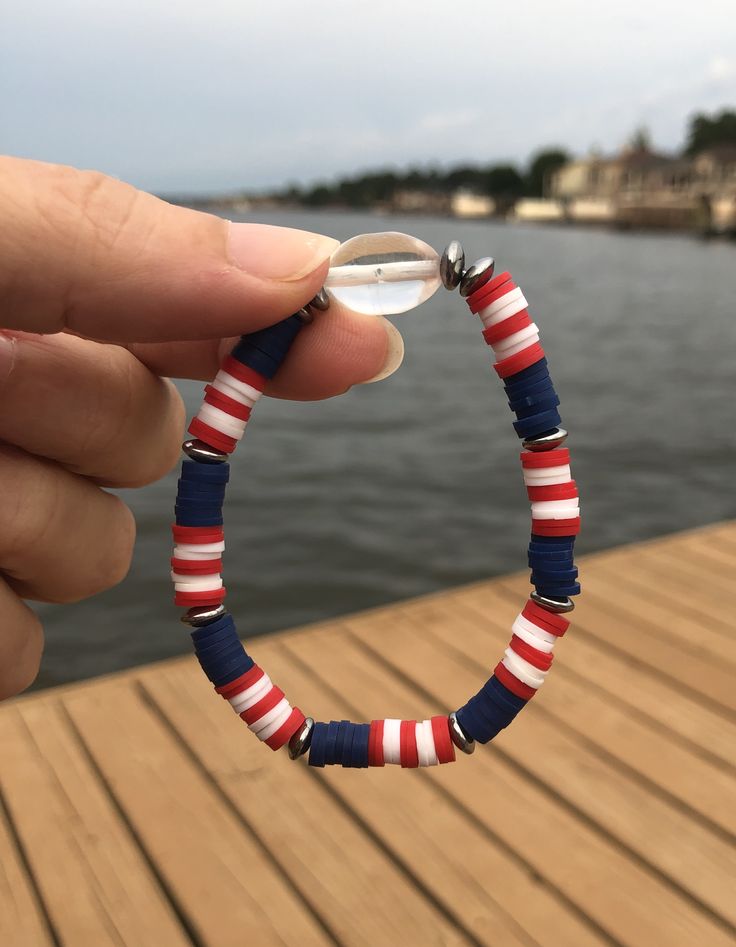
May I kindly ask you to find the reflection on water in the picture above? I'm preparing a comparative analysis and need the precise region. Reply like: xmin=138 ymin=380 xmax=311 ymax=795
xmin=36 ymin=212 xmax=736 ymax=689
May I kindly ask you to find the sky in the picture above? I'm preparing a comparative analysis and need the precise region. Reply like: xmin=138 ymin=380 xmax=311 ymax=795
xmin=2 ymin=0 xmax=736 ymax=194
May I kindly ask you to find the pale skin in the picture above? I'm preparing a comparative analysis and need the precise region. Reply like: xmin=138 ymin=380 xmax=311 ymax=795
xmin=0 ymin=156 xmax=405 ymax=700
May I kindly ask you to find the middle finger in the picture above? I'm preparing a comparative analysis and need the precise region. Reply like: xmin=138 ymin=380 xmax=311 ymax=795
xmin=0 ymin=330 xmax=184 ymax=487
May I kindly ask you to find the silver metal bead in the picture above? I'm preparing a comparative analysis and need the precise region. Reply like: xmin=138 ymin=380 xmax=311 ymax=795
xmin=182 ymin=439 xmax=228 ymax=464
xmin=523 ymin=428 xmax=568 ymax=452
xmin=448 ymin=711 xmax=475 ymax=754
xmin=288 ymin=716 xmax=314 ymax=759
xmin=440 ymin=240 xmax=465 ymax=290
xmin=530 ymin=591 xmax=576 ymax=614
xmin=295 ymin=306 xmax=313 ymax=324
xmin=181 ymin=604 xmax=227 ymax=626
xmin=307 ymin=287 xmax=330 ymax=311
xmin=459 ymin=257 xmax=495 ymax=298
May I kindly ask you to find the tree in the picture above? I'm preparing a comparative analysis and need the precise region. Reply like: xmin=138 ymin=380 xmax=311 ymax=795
xmin=302 ymin=184 xmax=334 ymax=206
xmin=484 ymin=164 xmax=524 ymax=197
xmin=685 ymin=109 xmax=736 ymax=155
xmin=441 ymin=165 xmax=487 ymax=193
xmin=525 ymin=148 xmax=570 ymax=197
xmin=628 ymin=126 xmax=652 ymax=151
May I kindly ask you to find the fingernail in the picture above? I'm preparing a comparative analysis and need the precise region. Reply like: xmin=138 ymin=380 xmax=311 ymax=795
xmin=227 ymin=223 xmax=339 ymax=282
xmin=363 ymin=318 xmax=405 ymax=384
xmin=0 ymin=334 xmax=16 ymax=384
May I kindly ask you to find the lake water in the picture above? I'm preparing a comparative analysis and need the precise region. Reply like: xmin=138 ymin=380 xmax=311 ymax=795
xmin=34 ymin=211 xmax=736 ymax=689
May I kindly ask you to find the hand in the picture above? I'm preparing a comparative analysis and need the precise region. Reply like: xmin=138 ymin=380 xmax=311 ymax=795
xmin=0 ymin=156 xmax=404 ymax=700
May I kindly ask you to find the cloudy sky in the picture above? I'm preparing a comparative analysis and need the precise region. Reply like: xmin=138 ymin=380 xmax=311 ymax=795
xmin=3 ymin=0 xmax=735 ymax=193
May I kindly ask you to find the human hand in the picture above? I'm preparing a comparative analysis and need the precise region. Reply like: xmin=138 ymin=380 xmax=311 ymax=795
xmin=0 ymin=156 xmax=404 ymax=699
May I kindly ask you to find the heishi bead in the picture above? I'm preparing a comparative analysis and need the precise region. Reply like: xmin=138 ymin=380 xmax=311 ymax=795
xmin=400 ymin=719 xmax=419 ymax=768
xmin=483 ymin=310 xmax=532 ymax=346
xmin=478 ymin=289 xmax=530 ymax=328
xmin=502 ymin=648 xmax=547 ymax=688
xmin=171 ymin=558 xmax=222 ymax=573
xmin=475 ymin=278 xmax=518 ymax=309
xmin=467 ymin=271 xmax=513 ymax=312
xmin=220 ymin=356 xmax=268 ymax=393
xmin=511 ymin=617 xmax=556 ymax=651
xmin=213 ymin=660 xmax=303 ymax=751
xmin=204 ymin=384 xmax=252 ymax=420
xmin=382 ymin=718 xmax=402 ymax=765
xmin=307 ymin=717 xmax=453 ymax=768
xmin=368 ymin=719 xmax=385 ymax=766
xmin=494 ymin=662 xmax=537 ymax=701
xmin=494 ymin=343 xmax=546 ymax=379
xmin=493 ymin=324 xmax=541 ymax=357
xmin=212 ymin=369 xmax=263 ymax=406
xmin=510 ymin=634 xmax=554 ymax=670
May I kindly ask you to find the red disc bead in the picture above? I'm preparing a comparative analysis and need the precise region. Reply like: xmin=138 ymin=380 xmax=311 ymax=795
xmin=475 ymin=279 xmax=519 ymax=310
xmin=204 ymin=385 xmax=253 ymax=422
xmin=467 ymin=271 xmax=513 ymax=312
xmin=241 ymin=686 xmax=284 ymax=726
xmin=174 ymin=588 xmax=226 ymax=606
xmin=216 ymin=665 xmax=265 ymax=699
xmin=172 ymin=525 xmax=224 ymax=544
xmin=369 ymin=719 xmax=385 ymax=766
xmin=532 ymin=517 xmax=580 ymax=535
xmin=171 ymin=558 xmax=222 ymax=574
xmin=431 ymin=715 xmax=456 ymax=763
xmin=493 ymin=663 xmax=537 ymax=700
xmin=522 ymin=600 xmax=570 ymax=636
xmin=221 ymin=356 xmax=267 ymax=391
xmin=188 ymin=417 xmax=237 ymax=455
xmin=400 ymin=720 xmax=419 ymax=768
xmin=521 ymin=448 xmax=570 ymax=468
xmin=526 ymin=482 xmax=577 ymax=501
xmin=482 ymin=310 xmax=532 ymax=346
xmin=493 ymin=343 xmax=546 ymax=379
xmin=264 ymin=707 xmax=305 ymax=751
xmin=510 ymin=635 xmax=554 ymax=670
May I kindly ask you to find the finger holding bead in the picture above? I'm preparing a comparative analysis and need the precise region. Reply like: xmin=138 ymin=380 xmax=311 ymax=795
xmin=126 ymin=296 xmax=404 ymax=398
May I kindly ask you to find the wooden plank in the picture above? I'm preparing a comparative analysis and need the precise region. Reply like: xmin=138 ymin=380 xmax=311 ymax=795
xmin=252 ymin=635 xmax=610 ymax=947
xmin=347 ymin=605 xmax=736 ymax=927
xmin=324 ymin=609 xmax=736 ymax=947
xmin=676 ymin=530 xmax=736 ymax=575
xmin=0 ymin=701 xmax=189 ymax=947
xmin=493 ymin=571 xmax=736 ymax=714
xmin=136 ymin=657 xmax=471 ymax=947
xmin=437 ymin=587 xmax=736 ymax=837
xmin=709 ymin=523 xmax=736 ymax=548
xmin=571 ymin=558 xmax=736 ymax=662
xmin=0 ymin=784 xmax=54 ymax=947
xmin=63 ymin=679 xmax=331 ymax=947
xmin=587 ymin=547 xmax=736 ymax=642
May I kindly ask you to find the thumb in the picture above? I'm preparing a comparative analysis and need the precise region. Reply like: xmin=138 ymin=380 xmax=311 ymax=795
xmin=0 ymin=156 xmax=339 ymax=342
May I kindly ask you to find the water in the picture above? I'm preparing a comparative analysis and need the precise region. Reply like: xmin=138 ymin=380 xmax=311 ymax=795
xmin=34 ymin=212 xmax=736 ymax=690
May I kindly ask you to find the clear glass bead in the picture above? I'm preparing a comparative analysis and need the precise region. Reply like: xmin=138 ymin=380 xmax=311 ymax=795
xmin=324 ymin=232 xmax=441 ymax=315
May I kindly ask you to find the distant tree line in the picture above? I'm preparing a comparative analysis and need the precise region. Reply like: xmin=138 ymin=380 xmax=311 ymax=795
xmin=270 ymin=148 xmax=569 ymax=208
xmin=264 ymin=109 xmax=736 ymax=209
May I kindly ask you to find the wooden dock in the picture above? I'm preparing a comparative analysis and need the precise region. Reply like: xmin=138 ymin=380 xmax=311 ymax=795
xmin=1 ymin=521 xmax=734 ymax=947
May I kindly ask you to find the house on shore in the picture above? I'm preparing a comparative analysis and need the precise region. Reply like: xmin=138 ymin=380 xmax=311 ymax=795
xmin=526 ymin=145 xmax=736 ymax=233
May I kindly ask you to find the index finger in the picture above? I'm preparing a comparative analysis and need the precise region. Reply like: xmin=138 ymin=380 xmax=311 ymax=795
xmin=0 ymin=156 xmax=339 ymax=343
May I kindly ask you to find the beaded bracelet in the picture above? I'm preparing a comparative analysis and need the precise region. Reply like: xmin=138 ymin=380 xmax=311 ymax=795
xmin=170 ymin=233 xmax=580 ymax=768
